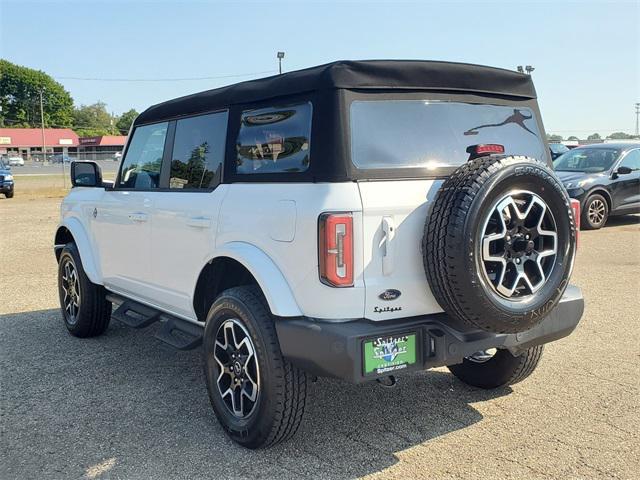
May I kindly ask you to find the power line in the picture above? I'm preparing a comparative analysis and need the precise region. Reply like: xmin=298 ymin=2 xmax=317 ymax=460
xmin=53 ymin=70 xmax=277 ymax=82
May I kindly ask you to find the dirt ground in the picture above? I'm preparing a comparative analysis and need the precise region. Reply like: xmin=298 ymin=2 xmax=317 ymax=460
xmin=1 ymin=186 xmax=639 ymax=480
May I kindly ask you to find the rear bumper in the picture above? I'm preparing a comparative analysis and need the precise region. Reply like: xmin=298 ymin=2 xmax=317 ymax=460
xmin=276 ymin=285 xmax=584 ymax=383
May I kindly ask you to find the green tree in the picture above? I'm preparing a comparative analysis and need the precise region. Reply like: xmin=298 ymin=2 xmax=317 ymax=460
xmin=567 ymin=136 xmax=579 ymax=141
xmin=116 ymin=109 xmax=139 ymax=134
xmin=587 ymin=133 xmax=601 ymax=141
xmin=547 ymin=134 xmax=563 ymax=142
xmin=72 ymin=101 xmax=118 ymax=137
xmin=0 ymin=59 xmax=74 ymax=128
xmin=607 ymin=131 xmax=632 ymax=140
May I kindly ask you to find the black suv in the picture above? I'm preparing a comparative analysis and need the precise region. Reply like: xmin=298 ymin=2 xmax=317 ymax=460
xmin=0 ymin=159 xmax=14 ymax=198
xmin=554 ymin=143 xmax=640 ymax=229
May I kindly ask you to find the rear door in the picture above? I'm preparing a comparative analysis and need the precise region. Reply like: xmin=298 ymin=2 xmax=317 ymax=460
xmin=350 ymin=98 xmax=547 ymax=321
xmin=148 ymin=111 xmax=229 ymax=319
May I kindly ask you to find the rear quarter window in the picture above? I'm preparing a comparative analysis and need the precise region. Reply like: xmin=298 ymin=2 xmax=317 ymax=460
xmin=235 ymin=102 xmax=312 ymax=174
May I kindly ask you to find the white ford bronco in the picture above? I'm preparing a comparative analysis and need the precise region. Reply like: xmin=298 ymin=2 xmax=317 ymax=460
xmin=55 ymin=60 xmax=584 ymax=449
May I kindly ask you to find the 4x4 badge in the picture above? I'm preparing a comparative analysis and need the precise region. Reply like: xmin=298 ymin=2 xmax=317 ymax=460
xmin=379 ymin=289 xmax=401 ymax=301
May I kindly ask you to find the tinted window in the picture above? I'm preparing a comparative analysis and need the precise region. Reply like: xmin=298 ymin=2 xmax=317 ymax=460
xmin=169 ymin=112 xmax=228 ymax=189
xmin=619 ymin=149 xmax=640 ymax=170
xmin=236 ymin=103 xmax=311 ymax=174
xmin=350 ymin=101 xmax=545 ymax=169
xmin=549 ymin=143 xmax=569 ymax=154
xmin=554 ymin=148 xmax=621 ymax=173
xmin=118 ymin=122 xmax=168 ymax=189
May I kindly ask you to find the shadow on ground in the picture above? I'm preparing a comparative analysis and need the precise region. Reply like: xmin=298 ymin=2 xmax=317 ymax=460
xmin=602 ymin=213 xmax=640 ymax=228
xmin=1 ymin=309 xmax=511 ymax=479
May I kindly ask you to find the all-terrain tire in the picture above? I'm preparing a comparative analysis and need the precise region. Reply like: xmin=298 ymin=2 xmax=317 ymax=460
xmin=203 ymin=286 xmax=308 ymax=449
xmin=448 ymin=345 xmax=544 ymax=389
xmin=57 ymin=243 xmax=111 ymax=337
xmin=5 ymin=190 xmax=14 ymax=198
xmin=581 ymin=193 xmax=608 ymax=230
xmin=423 ymin=155 xmax=577 ymax=334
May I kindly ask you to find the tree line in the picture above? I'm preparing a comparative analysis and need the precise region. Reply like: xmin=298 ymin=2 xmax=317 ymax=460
xmin=0 ymin=59 xmax=138 ymax=137
xmin=547 ymin=132 xmax=638 ymax=142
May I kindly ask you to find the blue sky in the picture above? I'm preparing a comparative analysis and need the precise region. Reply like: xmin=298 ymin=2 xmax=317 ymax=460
xmin=1 ymin=0 xmax=638 ymax=137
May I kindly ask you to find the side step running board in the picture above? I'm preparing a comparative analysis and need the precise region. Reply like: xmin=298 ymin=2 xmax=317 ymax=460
xmin=106 ymin=294 xmax=203 ymax=350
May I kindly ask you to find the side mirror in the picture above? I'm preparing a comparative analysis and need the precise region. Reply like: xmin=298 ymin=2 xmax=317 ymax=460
xmin=616 ymin=166 xmax=633 ymax=175
xmin=71 ymin=161 xmax=103 ymax=187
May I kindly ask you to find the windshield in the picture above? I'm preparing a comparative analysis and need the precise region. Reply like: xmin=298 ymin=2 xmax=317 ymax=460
xmin=553 ymin=148 xmax=620 ymax=173
xmin=350 ymin=100 xmax=545 ymax=169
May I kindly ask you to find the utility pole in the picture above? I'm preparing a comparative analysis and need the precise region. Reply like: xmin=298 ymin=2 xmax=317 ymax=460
xmin=39 ymin=89 xmax=47 ymax=165
xmin=635 ymin=103 xmax=639 ymax=137
xmin=277 ymin=51 xmax=285 ymax=74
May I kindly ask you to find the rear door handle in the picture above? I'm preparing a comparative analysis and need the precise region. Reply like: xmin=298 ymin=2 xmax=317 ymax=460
xmin=186 ymin=216 xmax=212 ymax=228
xmin=128 ymin=212 xmax=148 ymax=223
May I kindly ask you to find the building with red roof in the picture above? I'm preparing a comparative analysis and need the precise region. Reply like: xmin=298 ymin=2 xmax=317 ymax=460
xmin=0 ymin=128 xmax=79 ymax=158
xmin=0 ymin=128 xmax=127 ymax=162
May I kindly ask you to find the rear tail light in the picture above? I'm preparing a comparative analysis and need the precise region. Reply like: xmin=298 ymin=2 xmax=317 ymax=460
xmin=319 ymin=213 xmax=354 ymax=287
xmin=466 ymin=144 xmax=505 ymax=159
xmin=570 ymin=199 xmax=580 ymax=248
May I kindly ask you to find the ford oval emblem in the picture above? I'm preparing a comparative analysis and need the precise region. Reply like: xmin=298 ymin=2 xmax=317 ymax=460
xmin=379 ymin=289 xmax=401 ymax=301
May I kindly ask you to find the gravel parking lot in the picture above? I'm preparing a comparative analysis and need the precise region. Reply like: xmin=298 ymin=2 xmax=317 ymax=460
xmin=1 ymin=193 xmax=638 ymax=480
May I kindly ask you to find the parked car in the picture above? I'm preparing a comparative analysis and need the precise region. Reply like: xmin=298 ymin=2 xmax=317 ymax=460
xmin=554 ymin=143 xmax=640 ymax=229
xmin=0 ymin=159 xmax=14 ymax=198
xmin=549 ymin=142 xmax=569 ymax=160
xmin=54 ymin=60 xmax=584 ymax=449
xmin=7 ymin=155 xmax=24 ymax=166
xmin=49 ymin=154 xmax=75 ymax=164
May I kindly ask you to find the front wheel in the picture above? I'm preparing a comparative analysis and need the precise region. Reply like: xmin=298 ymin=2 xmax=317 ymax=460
xmin=582 ymin=193 xmax=608 ymax=230
xmin=5 ymin=189 xmax=13 ymax=198
xmin=448 ymin=345 xmax=544 ymax=389
xmin=203 ymin=286 xmax=308 ymax=449
xmin=57 ymin=243 xmax=111 ymax=337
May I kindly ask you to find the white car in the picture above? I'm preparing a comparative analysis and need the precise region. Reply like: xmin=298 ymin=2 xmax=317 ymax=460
xmin=7 ymin=156 xmax=24 ymax=166
xmin=54 ymin=60 xmax=584 ymax=449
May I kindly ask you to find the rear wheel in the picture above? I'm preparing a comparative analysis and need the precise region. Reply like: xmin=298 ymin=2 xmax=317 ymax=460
xmin=448 ymin=345 xmax=544 ymax=389
xmin=582 ymin=193 xmax=608 ymax=230
xmin=203 ymin=286 xmax=308 ymax=449
xmin=57 ymin=243 xmax=111 ymax=337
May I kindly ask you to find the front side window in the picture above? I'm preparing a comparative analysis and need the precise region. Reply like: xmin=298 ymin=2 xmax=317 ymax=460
xmin=118 ymin=122 xmax=168 ymax=189
xmin=350 ymin=100 xmax=545 ymax=170
xmin=169 ymin=111 xmax=228 ymax=189
xmin=236 ymin=102 xmax=311 ymax=174
xmin=554 ymin=148 xmax=621 ymax=173
xmin=619 ymin=149 xmax=640 ymax=170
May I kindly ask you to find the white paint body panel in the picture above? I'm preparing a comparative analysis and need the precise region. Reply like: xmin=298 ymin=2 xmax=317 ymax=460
xmin=58 ymin=180 xmax=444 ymax=323
xmin=358 ymin=180 xmax=444 ymax=320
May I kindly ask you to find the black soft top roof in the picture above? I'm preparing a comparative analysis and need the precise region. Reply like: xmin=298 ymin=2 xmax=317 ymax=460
xmin=136 ymin=60 xmax=537 ymax=125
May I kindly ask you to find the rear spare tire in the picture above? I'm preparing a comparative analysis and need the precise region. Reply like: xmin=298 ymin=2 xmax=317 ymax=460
xmin=423 ymin=155 xmax=577 ymax=334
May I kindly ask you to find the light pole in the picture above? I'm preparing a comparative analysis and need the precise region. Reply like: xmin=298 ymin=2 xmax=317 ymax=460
xmin=516 ymin=65 xmax=535 ymax=75
xmin=39 ymin=89 xmax=47 ymax=165
xmin=277 ymin=51 xmax=285 ymax=74
xmin=635 ymin=103 xmax=639 ymax=137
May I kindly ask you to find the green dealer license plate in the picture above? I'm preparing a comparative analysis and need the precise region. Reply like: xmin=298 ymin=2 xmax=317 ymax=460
xmin=363 ymin=333 xmax=417 ymax=375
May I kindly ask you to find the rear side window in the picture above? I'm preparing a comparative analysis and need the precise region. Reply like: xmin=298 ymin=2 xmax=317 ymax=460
xmin=118 ymin=122 xmax=168 ymax=189
xmin=169 ymin=111 xmax=228 ymax=189
xmin=350 ymin=101 xmax=545 ymax=169
xmin=236 ymin=102 xmax=311 ymax=174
